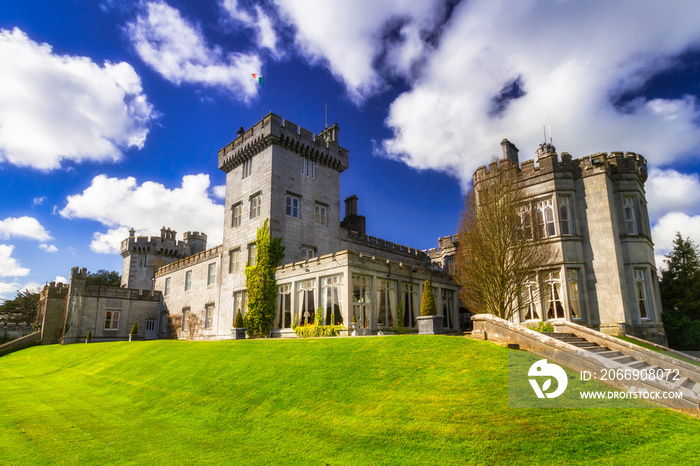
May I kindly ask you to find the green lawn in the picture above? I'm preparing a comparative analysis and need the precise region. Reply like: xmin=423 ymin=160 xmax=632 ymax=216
xmin=0 ymin=336 xmax=698 ymax=465
xmin=614 ymin=335 xmax=700 ymax=367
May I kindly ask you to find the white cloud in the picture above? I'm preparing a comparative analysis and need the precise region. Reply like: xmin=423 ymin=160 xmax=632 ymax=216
xmin=39 ymin=244 xmax=58 ymax=253
xmin=55 ymin=276 xmax=67 ymax=284
xmin=128 ymin=1 xmax=261 ymax=100
xmin=212 ymin=184 xmax=226 ymax=199
xmin=0 ymin=245 xmax=30 ymax=277
xmin=0 ymin=28 xmax=156 ymax=170
xmin=378 ymin=1 xmax=700 ymax=188
xmin=33 ymin=196 xmax=46 ymax=206
xmin=0 ymin=280 xmax=42 ymax=300
xmin=219 ymin=1 xmax=280 ymax=55
xmin=651 ymin=212 xmax=700 ymax=270
xmin=274 ymin=0 xmax=448 ymax=102
xmin=60 ymin=174 xmax=224 ymax=254
xmin=0 ymin=216 xmax=52 ymax=241
xmin=646 ymin=168 xmax=700 ymax=223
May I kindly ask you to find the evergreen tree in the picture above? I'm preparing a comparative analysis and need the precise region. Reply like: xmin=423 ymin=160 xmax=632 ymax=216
xmin=85 ymin=270 xmax=121 ymax=287
xmin=244 ymin=219 xmax=285 ymax=338
xmin=660 ymin=233 xmax=700 ymax=351
xmin=420 ymin=280 xmax=437 ymax=316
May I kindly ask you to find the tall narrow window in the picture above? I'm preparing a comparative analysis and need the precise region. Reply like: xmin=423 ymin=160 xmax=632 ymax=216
xmin=248 ymin=244 xmax=257 ymax=266
xmin=442 ymin=289 xmax=455 ymax=329
xmin=207 ymin=263 xmax=216 ymax=286
xmin=567 ymin=269 xmax=581 ymax=319
xmin=624 ymin=197 xmax=638 ymax=235
xmin=544 ymin=270 xmax=564 ymax=319
xmin=184 ymin=270 xmax=192 ymax=291
xmin=315 ymin=204 xmax=328 ymax=226
xmin=535 ymin=199 xmax=555 ymax=238
xmin=233 ymin=291 xmax=247 ymax=318
xmin=204 ymin=304 xmax=214 ymax=329
xmin=301 ymin=157 xmax=315 ymax=178
xmin=296 ymin=279 xmax=316 ymax=326
xmin=352 ymin=275 xmax=371 ymax=329
xmin=232 ymin=203 xmax=242 ymax=227
xmin=164 ymin=277 xmax=171 ymax=296
xmin=228 ymin=249 xmax=239 ymax=274
xmin=322 ymin=275 xmax=344 ymax=326
xmin=559 ymin=196 xmax=574 ymax=235
xmin=520 ymin=276 xmax=540 ymax=321
xmin=286 ymin=195 xmax=300 ymax=218
xmin=517 ymin=205 xmax=532 ymax=239
xmin=242 ymin=159 xmax=252 ymax=178
xmin=402 ymin=283 xmax=419 ymax=328
xmin=276 ymin=284 xmax=292 ymax=328
xmin=182 ymin=308 xmax=190 ymax=330
xmin=250 ymin=194 xmax=261 ymax=219
xmin=375 ymin=279 xmax=397 ymax=328
xmin=635 ymin=269 xmax=649 ymax=319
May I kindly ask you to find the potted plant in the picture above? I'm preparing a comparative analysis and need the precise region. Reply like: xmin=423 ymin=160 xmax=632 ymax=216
xmin=350 ymin=313 xmax=358 ymax=336
xmin=86 ymin=329 xmax=92 ymax=344
xmin=129 ymin=321 xmax=139 ymax=341
xmin=417 ymin=280 xmax=444 ymax=335
xmin=232 ymin=310 xmax=246 ymax=339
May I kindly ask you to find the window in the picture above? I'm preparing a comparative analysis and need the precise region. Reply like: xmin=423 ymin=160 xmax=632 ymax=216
xmin=624 ymin=197 xmax=638 ymax=235
xmin=517 ymin=205 xmax=532 ymax=240
xmin=204 ymin=304 xmax=214 ymax=329
xmin=559 ymin=196 xmax=574 ymax=235
xmin=233 ymin=291 xmax=247 ymax=319
xmin=250 ymin=193 xmax=261 ymax=219
xmin=184 ymin=270 xmax=192 ymax=291
xmin=242 ymin=159 xmax=252 ymax=179
xmin=442 ymin=289 xmax=455 ymax=329
xmin=301 ymin=247 xmax=316 ymax=261
xmin=402 ymin=283 xmax=419 ymax=328
xmin=276 ymin=284 xmax=292 ymax=328
xmin=352 ymin=275 xmax=371 ymax=329
xmin=567 ymin=269 xmax=581 ymax=319
xmin=248 ymin=244 xmax=257 ymax=266
xmin=228 ymin=249 xmax=239 ymax=274
xmin=207 ymin=263 xmax=216 ymax=286
xmin=182 ymin=308 xmax=190 ymax=330
xmin=286 ymin=195 xmax=300 ymax=218
xmin=164 ymin=277 xmax=170 ymax=296
xmin=375 ymin=279 xmax=397 ymax=328
xmin=232 ymin=203 xmax=242 ymax=227
xmin=520 ymin=276 xmax=540 ymax=321
xmin=321 ymin=275 xmax=344 ymax=326
xmin=535 ymin=199 xmax=555 ymax=238
xmin=301 ymin=157 xmax=315 ymax=178
xmin=543 ymin=270 xmax=565 ymax=319
xmin=296 ymin=279 xmax=316 ymax=326
xmin=635 ymin=269 xmax=649 ymax=319
xmin=315 ymin=204 xmax=327 ymax=226
xmin=104 ymin=310 xmax=120 ymax=330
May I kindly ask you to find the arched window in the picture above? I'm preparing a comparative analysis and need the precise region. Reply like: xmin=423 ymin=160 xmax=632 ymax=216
xmin=104 ymin=310 xmax=120 ymax=330
xmin=624 ymin=197 xmax=638 ymax=235
xmin=634 ymin=270 xmax=649 ymax=319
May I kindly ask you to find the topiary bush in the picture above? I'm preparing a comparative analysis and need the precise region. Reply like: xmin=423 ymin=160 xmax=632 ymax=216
xmin=233 ymin=310 xmax=244 ymax=328
xmin=86 ymin=330 xmax=92 ymax=343
xmin=315 ymin=306 xmax=324 ymax=326
xmin=130 ymin=321 xmax=138 ymax=335
xmin=420 ymin=280 xmax=437 ymax=316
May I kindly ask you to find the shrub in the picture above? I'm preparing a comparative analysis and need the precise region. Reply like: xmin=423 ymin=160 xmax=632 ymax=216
xmin=293 ymin=324 xmax=345 ymax=338
xmin=130 ymin=321 xmax=139 ymax=335
xmin=391 ymin=298 xmax=406 ymax=334
xmin=527 ymin=322 xmax=554 ymax=333
xmin=86 ymin=330 xmax=92 ymax=343
xmin=315 ymin=306 xmax=324 ymax=326
xmin=233 ymin=310 xmax=244 ymax=328
xmin=420 ymin=280 xmax=437 ymax=316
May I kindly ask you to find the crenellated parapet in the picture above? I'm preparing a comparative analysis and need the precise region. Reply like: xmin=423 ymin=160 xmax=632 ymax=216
xmin=155 ymin=245 xmax=223 ymax=278
xmin=120 ymin=229 xmax=192 ymax=260
xmin=474 ymin=143 xmax=647 ymax=186
xmin=218 ymin=113 xmax=349 ymax=174
xmin=41 ymin=280 xmax=69 ymax=299
xmin=340 ymin=228 xmax=428 ymax=260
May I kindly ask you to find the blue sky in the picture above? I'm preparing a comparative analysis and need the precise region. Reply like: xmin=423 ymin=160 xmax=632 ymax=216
xmin=2 ymin=0 xmax=700 ymax=298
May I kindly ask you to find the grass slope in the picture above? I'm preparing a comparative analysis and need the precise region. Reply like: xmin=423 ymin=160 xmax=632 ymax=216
xmin=1 ymin=336 xmax=698 ymax=465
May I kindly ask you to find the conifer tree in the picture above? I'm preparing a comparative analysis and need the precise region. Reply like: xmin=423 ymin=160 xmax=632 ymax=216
xmin=420 ymin=280 xmax=437 ymax=316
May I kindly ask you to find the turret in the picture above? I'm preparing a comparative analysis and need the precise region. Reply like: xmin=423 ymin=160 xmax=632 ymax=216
xmin=183 ymin=231 xmax=208 ymax=255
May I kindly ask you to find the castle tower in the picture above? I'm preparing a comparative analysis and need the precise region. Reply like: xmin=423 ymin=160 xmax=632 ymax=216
xmin=120 ymin=227 xmax=195 ymax=291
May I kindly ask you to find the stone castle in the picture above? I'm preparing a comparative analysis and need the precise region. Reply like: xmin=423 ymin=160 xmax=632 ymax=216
xmin=37 ymin=113 xmax=666 ymax=344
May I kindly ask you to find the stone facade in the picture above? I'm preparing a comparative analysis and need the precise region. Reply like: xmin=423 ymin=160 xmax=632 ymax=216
xmin=473 ymin=139 xmax=666 ymax=344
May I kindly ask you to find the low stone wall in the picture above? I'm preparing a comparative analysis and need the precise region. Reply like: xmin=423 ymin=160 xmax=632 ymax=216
xmin=0 ymin=331 xmax=41 ymax=357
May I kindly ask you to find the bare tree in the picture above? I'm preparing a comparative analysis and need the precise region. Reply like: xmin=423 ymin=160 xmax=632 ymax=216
xmin=455 ymin=159 xmax=555 ymax=320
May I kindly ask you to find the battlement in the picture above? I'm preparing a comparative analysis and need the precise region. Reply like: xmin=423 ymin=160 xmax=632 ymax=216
xmin=154 ymin=244 xmax=223 ymax=278
xmin=183 ymin=231 xmax=207 ymax=242
xmin=70 ymin=266 xmax=87 ymax=280
xmin=218 ymin=113 xmax=349 ymax=174
xmin=41 ymin=280 xmax=69 ymax=299
xmin=120 ymin=229 xmax=191 ymax=259
xmin=474 ymin=140 xmax=647 ymax=185
xmin=340 ymin=228 xmax=428 ymax=260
